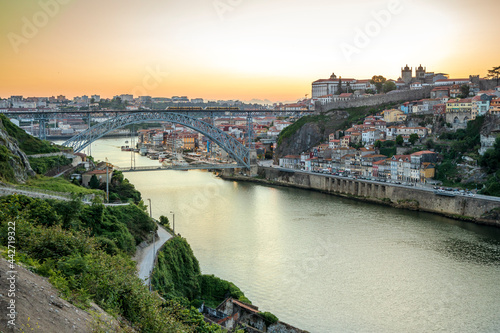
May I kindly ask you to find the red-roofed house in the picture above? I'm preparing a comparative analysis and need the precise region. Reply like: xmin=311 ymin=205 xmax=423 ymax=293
xmin=82 ymin=169 xmax=109 ymax=187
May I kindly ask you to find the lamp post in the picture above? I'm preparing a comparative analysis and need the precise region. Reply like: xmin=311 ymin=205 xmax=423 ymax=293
xmin=148 ymin=198 xmax=155 ymax=292
xmin=105 ymin=157 xmax=109 ymax=203
xmin=170 ymin=211 xmax=175 ymax=235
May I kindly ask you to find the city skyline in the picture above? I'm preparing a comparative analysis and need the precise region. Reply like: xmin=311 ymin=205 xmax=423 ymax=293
xmin=1 ymin=0 xmax=499 ymax=102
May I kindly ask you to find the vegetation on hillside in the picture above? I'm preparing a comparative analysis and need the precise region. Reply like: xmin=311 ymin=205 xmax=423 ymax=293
xmin=0 ymin=144 xmax=19 ymax=182
xmin=29 ymin=155 xmax=72 ymax=175
xmin=277 ymin=114 xmax=327 ymax=146
xmin=434 ymin=116 xmax=485 ymax=187
xmin=277 ymin=102 xmax=400 ymax=148
xmin=152 ymin=237 xmax=252 ymax=309
xmin=479 ymin=137 xmax=500 ymax=196
xmin=0 ymin=114 xmax=60 ymax=155
xmin=0 ymin=194 xmax=219 ymax=332
xmin=25 ymin=176 xmax=101 ymax=196
xmin=101 ymin=170 xmax=142 ymax=203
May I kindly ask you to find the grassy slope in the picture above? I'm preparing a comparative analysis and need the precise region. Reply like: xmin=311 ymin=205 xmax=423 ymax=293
xmin=0 ymin=194 xmax=220 ymax=332
xmin=0 ymin=114 xmax=61 ymax=155
xmin=25 ymin=176 xmax=100 ymax=195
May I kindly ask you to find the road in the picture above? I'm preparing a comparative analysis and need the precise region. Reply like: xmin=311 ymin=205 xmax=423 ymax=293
xmin=0 ymin=186 xmax=132 ymax=206
xmin=135 ymin=224 xmax=172 ymax=286
xmin=261 ymin=166 xmax=500 ymax=203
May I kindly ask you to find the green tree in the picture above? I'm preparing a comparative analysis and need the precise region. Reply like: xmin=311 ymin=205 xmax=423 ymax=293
xmin=346 ymin=82 xmax=353 ymax=93
xmin=370 ymin=75 xmax=387 ymax=94
xmin=425 ymin=139 xmax=435 ymax=150
xmin=336 ymin=77 xmax=344 ymax=95
xmin=382 ymin=81 xmax=397 ymax=93
xmin=487 ymin=65 xmax=500 ymax=85
xmin=460 ymin=84 xmax=470 ymax=98
xmin=159 ymin=215 xmax=170 ymax=228
xmin=480 ymin=137 xmax=500 ymax=174
xmin=409 ymin=133 xmax=419 ymax=145
xmin=89 ymin=174 xmax=100 ymax=189
xmin=396 ymin=135 xmax=404 ymax=146
xmin=374 ymin=140 xmax=382 ymax=148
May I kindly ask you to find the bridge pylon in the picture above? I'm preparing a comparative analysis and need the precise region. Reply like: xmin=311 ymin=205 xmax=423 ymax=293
xmin=248 ymin=149 xmax=259 ymax=177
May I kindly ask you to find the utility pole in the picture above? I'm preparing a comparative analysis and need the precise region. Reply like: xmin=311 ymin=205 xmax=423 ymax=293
xmin=170 ymin=211 xmax=175 ymax=235
xmin=106 ymin=157 xmax=109 ymax=203
xmin=148 ymin=198 xmax=155 ymax=292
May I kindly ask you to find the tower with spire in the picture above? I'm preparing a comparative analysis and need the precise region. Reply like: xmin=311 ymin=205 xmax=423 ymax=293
xmin=401 ymin=65 xmax=413 ymax=85
xmin=415 ymin=64 xmax=426 ymax=81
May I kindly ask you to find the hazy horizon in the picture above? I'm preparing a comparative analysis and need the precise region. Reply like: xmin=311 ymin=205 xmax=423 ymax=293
xmin=1 ymin=0 xmax=499 ymax=101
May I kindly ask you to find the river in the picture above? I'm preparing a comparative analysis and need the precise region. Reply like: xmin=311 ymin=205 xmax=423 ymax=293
xmin=59 ymin=137 xmax=500 ymax=332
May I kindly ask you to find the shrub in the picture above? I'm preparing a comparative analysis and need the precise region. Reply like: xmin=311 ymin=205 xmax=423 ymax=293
xmin=152 ymin=237 xmax=201 ymax=300
xmin=260 ymin=311 xmax=279 ymax=325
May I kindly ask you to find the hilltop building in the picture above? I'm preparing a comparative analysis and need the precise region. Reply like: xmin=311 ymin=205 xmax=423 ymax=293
xmin=400 ymin=64 xmax=443 ymax=85
xmin=311 ymin=72 xmax=375 ymax=99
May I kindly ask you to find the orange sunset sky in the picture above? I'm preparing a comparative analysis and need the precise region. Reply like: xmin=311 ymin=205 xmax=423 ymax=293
xmin=1 ymin=0 xmax=499 ymax=103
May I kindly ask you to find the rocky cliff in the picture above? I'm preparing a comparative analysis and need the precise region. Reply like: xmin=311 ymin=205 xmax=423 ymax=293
xmin=274 ymin=111 xmax=349 ymax=160
xmin=0 ymin=117 xmax=35 ymax=183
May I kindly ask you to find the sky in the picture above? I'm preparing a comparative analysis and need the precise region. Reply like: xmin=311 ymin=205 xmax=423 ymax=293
xmin=0 ymin=0 xmax=499 ymax=103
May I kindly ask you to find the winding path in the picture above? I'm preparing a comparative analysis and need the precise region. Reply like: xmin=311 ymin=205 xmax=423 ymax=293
xmin=134 ymin=225 xmax=172 ymax=285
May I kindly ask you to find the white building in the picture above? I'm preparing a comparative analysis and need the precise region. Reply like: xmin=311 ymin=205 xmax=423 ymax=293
xmin=312 ymin=73 xmax=374 ymax=98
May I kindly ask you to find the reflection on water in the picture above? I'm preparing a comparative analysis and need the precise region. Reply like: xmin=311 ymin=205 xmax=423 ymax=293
xmin=439 ymin=238 xmax=500 ymax=266
xmin=59 ymin=137 xmax=500 ymax=333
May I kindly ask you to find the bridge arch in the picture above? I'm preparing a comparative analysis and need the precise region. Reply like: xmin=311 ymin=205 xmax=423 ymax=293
xmin=62 ymin=112 xmax=250 ymax=167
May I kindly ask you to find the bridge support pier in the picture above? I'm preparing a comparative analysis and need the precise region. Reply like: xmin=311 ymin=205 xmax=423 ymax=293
xmin=248 ymin=149 xmax=258 ymax=177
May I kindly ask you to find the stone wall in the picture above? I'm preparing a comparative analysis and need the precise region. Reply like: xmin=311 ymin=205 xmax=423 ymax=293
xmin=479 ymin=79 xmax=499 ymax=91
xmin=317 ymin=87 xmax=433 ymax=112
xmin=249 ymin=167 xmax=500 ymax=226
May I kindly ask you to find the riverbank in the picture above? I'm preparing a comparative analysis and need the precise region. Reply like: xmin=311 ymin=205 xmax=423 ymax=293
xmin=218 ymin=167 xmax=500 ymax=227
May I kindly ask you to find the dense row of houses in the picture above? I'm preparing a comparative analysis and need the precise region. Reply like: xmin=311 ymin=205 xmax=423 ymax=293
xmin=396 ymin=85 xmax=500 ymax=128
xmin=279 ymin=149 xmax=437 ymax=183
xmin=137 ymin=116 xmax=293 ymax=156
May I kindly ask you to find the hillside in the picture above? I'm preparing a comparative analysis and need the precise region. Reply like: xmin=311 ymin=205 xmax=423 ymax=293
xmin=0 ymin=116 xmax=36 ymax=183
xmin=0 ymin=257 xmax=122 ymax=332
xmin=0 ymin=122 xmax=220 ymax=332
xmin=275 ymin=102 xmax=401 ymax=159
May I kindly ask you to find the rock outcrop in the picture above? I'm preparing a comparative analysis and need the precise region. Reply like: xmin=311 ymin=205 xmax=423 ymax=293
xmin=274 ymin=111 xmax=349 ymax=160
xmin=0 ymin=118 xmax=35 ymax=183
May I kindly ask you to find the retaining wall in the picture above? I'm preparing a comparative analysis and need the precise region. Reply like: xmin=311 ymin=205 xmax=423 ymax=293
xmin=221 ymin=167 xmax=500 ymax=226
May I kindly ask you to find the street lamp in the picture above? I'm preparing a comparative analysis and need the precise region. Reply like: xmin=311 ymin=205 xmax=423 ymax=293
xmin=147 ymin=198 xmax=152 ymax=219
xmin=148 ymin=198 xmax=155 ymax=292
xmin=170 ymin=211 xmax=175 ymax=235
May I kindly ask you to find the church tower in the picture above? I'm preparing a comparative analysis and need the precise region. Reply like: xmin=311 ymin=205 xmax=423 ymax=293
xmin=415 ymin=64 xmax=426 ymax=81
xmin=401 ymin=65 xmax=412 ymax=85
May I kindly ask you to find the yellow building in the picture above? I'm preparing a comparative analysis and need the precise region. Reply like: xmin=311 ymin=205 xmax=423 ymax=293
xmin=179 ymin=133 xmax=197 ymax=150
xmin=446 ymin=98 xmax=472 ymax=113
xmin=445 ymin=98 xmax=473 ymax=126
xmin=382 ymin=109 xmax=407 ymax=123
xmin=420 ymin=162 xmax=435 ymax=182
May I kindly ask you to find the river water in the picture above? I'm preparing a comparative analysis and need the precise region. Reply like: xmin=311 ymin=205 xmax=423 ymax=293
xmin=60 ymin=137 xmax=500 ymax=332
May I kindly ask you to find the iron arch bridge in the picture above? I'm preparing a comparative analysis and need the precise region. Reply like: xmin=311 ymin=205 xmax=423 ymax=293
xmin=62 ymin=112 xmax=250 ymax=168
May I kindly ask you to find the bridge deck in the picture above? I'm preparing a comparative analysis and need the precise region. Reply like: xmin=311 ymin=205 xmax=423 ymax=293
xmin=115 ymin=163 xmax=245 ymax=172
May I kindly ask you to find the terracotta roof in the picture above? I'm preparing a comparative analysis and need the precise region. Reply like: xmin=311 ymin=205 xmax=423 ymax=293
xmin=411 ymin=150 xmax=437 ymax=156
xmin=84 ymin=170 xmax=107 ymax=175
xmin=231 ymin=299 xmax=260 ymax=313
